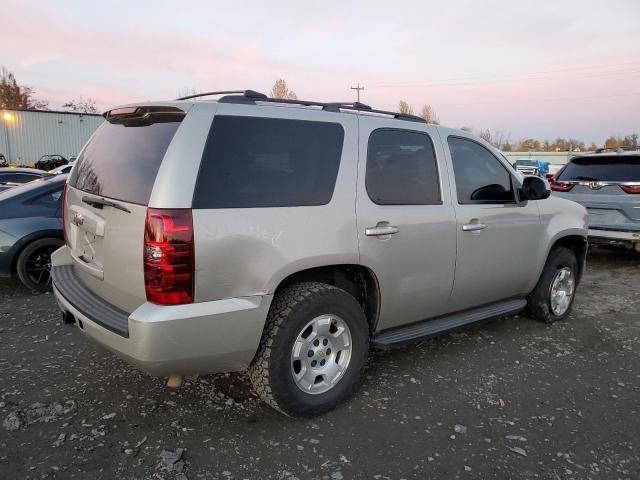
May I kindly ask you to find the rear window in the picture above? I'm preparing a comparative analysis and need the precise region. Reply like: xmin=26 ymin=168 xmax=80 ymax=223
xmin=193 ymin=116 xmax=344 ymax=208
xmin=70 ymin=110 xmax=183 ymax=205
xmin=557 ymin=156 xmax=640 ymax=182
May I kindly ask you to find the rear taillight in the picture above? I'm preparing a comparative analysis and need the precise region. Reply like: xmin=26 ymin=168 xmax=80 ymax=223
xmin=620 ymin=185 xmax=640 ymax=194
xmin=61 ymin=183 xmax=68 ymax=245
xmin=144 ymin=208 xmax=194 ymax=305
xmin=550 ymin=181 xmax=575 ymax=192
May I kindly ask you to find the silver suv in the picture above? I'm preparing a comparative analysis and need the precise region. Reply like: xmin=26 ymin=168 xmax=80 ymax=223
xmin=52 ymin=91 xmax=588 ymax=416
xmin=551 ymin=147 xmax=640 ymax=252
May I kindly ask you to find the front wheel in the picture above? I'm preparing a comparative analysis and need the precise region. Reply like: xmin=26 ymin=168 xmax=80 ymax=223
xmin=16 ymin=237 xmax=64 ymax=292
xmin=249 ymin=282 xmax=370 ymax=417
xmin=526 ymin=246 xmax=578 ymax=323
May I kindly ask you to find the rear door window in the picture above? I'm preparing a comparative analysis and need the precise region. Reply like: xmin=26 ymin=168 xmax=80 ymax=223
xmin=366 ymin=129 xmax=441 ymax=205
xmin=70 ymin=109 xmax=183 ymax=205
xmin=193 ymin=116 xmax=344 ymax=208
xmin=557 ymin=156 xmax=640 ymax=182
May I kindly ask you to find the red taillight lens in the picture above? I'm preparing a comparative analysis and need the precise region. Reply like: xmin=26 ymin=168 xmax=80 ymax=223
xmin=61 ymin=183 xmax=68 ymax=245
xmin=550 ymin=181 xmax=575 ymax=192
xmin=620 ymin=185 xmax=640 ymax=194
xmin=144 ymin=208 xmax=194 ymax=305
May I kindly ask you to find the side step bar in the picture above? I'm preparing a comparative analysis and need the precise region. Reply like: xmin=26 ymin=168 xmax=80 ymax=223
xmin=372 ymin=299 xmax=527 ymax=347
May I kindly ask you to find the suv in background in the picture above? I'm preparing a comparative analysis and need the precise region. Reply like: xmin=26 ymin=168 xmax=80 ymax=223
xmin=51 ymin=91 xmax=588 ymax=416
xmin=551 ymin=147 xmax=640 ymax=253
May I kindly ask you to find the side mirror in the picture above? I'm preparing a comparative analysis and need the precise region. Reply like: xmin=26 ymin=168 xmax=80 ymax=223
xmin=521 ymin=175 xmax=551 ymax=200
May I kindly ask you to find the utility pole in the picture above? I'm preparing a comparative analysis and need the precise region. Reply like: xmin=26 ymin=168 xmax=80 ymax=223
xmin=350 ymin=83 xmax=364 ymax=103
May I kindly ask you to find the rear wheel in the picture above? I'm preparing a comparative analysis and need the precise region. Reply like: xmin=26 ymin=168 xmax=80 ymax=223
xmin=16 ymin=237 xmax=63 ymax=292
xmin=249 ymin=282 xmax=369 ymax=417
xmin=526 ymin=246 xmax=578 ymax=323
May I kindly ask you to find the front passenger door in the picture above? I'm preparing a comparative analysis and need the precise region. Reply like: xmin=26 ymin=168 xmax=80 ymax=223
xmin=445 ymin=136 xmax=542 ymax=310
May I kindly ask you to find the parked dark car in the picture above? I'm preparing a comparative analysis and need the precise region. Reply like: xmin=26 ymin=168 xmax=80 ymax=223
xmin=35 ymin=154 xmax=68 ymax=171
xmin=0 ymin=174 xmax=67 ymax=291
xmin=0 ymin=167 xmax=52 ymax=193
xmin=0 ymin=154 xmax=7 ymax=167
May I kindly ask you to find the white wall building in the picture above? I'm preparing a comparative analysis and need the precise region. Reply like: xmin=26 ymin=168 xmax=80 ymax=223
xmin=0 ymin=109 xmax=104 ymax=165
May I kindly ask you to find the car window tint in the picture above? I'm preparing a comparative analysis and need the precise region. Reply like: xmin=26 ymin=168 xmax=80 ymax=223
xmin=448 ymin=137 xmax=515 ymax=203
xmin=193 ymin=116 xmax=344 ymax=208
xmin=366 ymin=129 xmax=441 ymax=205
xmin=70 ymin=116 xmax=182 ymax=205
xmin=557 ymin=156 xmax=640 ymax=182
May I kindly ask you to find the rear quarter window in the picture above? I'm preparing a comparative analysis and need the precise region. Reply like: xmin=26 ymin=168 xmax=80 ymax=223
xmin=70 ymin=113 xmax=182 ymax=205
xmin=193 ymin=116 xmax=344 ymax=208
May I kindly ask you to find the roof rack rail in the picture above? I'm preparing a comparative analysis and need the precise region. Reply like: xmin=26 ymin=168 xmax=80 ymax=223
xmin=218 ymin=91 xmax=426 ymax=123
xmin=327 ymin=101 xmax=373 ymax=110
xmin=594 ymin=145 xmax=640 ymax=153
xmin=176 ymin=90 xmax=267 ymax=101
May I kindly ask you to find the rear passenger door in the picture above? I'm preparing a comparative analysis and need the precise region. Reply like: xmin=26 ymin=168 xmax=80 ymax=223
xmin=357 ymin=117 xmax=457 ymax=331
xmin=444 ymin=135 xmax=542 ymax=310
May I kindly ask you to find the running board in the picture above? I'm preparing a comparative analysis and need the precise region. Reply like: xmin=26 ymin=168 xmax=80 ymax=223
xmin=372 ymin=299 xmax=527 ymax=347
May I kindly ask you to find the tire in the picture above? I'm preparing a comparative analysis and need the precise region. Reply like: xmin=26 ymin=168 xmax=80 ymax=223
xmin=526 ymin=246 xmax=578 ymax=323
xmin=16 ymin=237 xmax=64 ymax=292
xmin=249 ymin=282 xmax=370 ymax=417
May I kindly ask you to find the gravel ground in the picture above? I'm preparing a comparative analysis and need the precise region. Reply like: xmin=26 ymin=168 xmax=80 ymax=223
xmin=1 ymin=251 xmax=639 ymax=479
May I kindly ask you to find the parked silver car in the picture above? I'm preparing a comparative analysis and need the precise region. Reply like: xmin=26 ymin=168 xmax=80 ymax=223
xmin=551 ymin=147 xmax=640 ymax=252
xmin=51 ymin=91 xmax=588 ymax=416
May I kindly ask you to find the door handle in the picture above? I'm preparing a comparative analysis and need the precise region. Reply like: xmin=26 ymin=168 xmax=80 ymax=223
xmin=462 ymin=222 xmax=487 ymax=232
xmin=365 ymin=225 xmax=400 ymax=236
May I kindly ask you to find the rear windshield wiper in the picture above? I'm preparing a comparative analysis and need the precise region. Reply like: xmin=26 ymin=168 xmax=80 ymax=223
xmin=82 ymin=195 xmax=131 ymax=213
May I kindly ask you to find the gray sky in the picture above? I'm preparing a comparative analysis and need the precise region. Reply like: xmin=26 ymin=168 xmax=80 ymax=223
xmin=3 ymin=0 xmax=639 ymax=143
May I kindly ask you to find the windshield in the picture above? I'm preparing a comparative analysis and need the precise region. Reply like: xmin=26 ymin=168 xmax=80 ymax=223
xmin=557 ymin=156 xmax=640 ymax=182
xmin=516 ymin=160 xmax=537 ymax=167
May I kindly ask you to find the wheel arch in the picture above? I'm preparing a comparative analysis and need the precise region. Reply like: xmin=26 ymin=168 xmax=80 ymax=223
xmin=9 ymin=229 xmax=63 ymax=275
xmin=274 ymin=264 xmax=381 ymax=333
xmin=549 ymin=234 xmax=588 ymax=282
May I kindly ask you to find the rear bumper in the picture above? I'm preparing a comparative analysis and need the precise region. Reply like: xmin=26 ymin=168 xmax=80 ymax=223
xmin=51 ymin=247 xmax=272 ymax=376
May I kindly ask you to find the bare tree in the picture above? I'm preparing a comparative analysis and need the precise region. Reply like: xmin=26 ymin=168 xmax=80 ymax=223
xmin=62 ymin=96 xmax=98 ymax=113
xmin=270 ymin=79 xmax=297 ymax=100
xmin=0 ymin=66 xmax=49 ymax=110
xmin=398 ymin=100 xmax=413 ymax=115
xmin=478 ymin=129 xmax=493 ymax=144
xmin=419 ymin=104 xmax=439 ymax=124
xmin=492 ymin=129 xmax=510 ymax=149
